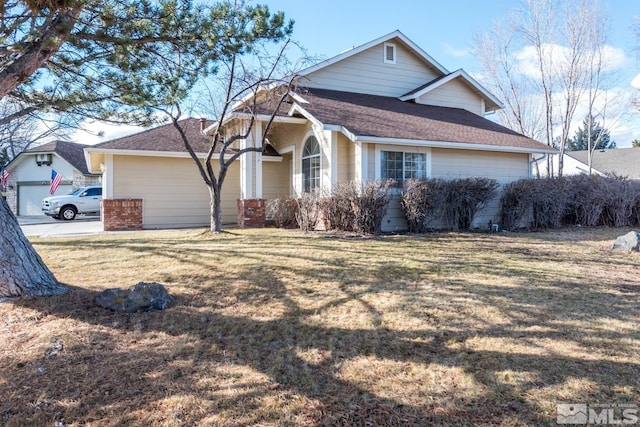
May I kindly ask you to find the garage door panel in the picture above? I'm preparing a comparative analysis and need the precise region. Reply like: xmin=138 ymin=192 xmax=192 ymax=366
xmin=18 ymin=185 xmax=72 ymax=216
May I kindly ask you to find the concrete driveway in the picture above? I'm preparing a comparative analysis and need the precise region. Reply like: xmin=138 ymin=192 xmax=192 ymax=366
xmin=18 ymin=215 xmax=103 ymax=238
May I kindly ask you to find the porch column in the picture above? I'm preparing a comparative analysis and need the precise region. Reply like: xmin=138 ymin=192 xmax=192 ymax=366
xmin=238 ymin=120 xmax=265 ymax=227
xmin=354 ymin=141 xmax=369 ymax=185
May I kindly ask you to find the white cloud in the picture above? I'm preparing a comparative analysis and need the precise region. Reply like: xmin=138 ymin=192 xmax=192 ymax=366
xmin=71 ymin=121 xmax=147 ymax=145
xmin=442 ymin=43 xmax=470 ymax=58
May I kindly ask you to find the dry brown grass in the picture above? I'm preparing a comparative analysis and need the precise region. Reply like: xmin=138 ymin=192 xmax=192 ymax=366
xmin=1 ymin=227 xmax=639 ymax=426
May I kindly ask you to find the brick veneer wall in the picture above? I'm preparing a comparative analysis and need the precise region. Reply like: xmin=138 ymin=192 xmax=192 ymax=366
xmin=237 ymin=199 xmax=266 ymax=228
xmin=102 ymin=199 xmax=143 ymax=231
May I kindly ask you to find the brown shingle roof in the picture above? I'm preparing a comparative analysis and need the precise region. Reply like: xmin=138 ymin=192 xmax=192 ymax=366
xmin=273 ymin=88 xmax=551 ymax=152
xmin=26 ymin=140 xmax=95 ymax=175
xmin=94 ymin=118 xmax=211 ymax=153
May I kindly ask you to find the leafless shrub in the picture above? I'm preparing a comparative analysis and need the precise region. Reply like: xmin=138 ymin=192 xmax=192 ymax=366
xmin=320 ymin=184 xmax=357 ymax=232
xmin=295 ymin=192 xmax=320 ymax=232
xmin=402 ymin=178 xmax=499 ymax=232
xmin=319 ymin=180 xmax=394 ymax=235
xmin=266 ymin=197 xmax=298 ymax=228
xmin=401 ymin=179 xmax=446 ymax=232
xmin=440 ymin=178 xmax=499 ymax=231
xmin=501 ymin=175 xmax=640 ymax=230
xmin=350 ymin=180 xmax=395 ymax=234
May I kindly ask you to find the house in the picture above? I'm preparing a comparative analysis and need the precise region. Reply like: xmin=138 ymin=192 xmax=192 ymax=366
xmin=85 ymin=30 xmax=554 ymax=232
xmin=567 ymin=148 xmax=640 ymax=178
xmin=5 ymin=140 xmax=101 ymax=216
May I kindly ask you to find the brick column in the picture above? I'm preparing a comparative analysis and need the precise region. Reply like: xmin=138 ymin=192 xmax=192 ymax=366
xmin=237 ymin=199 xmax=266 ymax=228
xmin=102 ymin=199 xmax=143 ymax=231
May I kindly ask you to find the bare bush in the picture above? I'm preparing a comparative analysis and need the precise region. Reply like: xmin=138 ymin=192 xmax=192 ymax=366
xmin=501 ymin=175 xmax=640 ymax=230
xmin=351 ymin=180 xmax=394 ymax=234
xmin=401 ymin=179 xmax=446 ymax=232
xmin=440 ymin=178 xmax=499 ymax=231
xmin=319 ymin=180 xmax=394 ymax=234
xmin=266 ymin=197 xmax=298 ymax=228
xmin=320 ymin=184 xmax=357 ymax=232
xmin=295 ymin=192 xmax=320 ymax=232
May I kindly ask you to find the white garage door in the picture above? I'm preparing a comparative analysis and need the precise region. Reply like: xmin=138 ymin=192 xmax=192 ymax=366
xmin=18 ymin=184 xmax=73 ymax=216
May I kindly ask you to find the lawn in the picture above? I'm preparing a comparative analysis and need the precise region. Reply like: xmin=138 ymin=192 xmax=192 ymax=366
xmin=1 ymin=227 xmax=639 ymax=426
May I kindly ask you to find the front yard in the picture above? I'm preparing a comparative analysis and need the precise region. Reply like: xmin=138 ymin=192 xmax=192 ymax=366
xmin=1 ymin=228 xmax=638 ymax=426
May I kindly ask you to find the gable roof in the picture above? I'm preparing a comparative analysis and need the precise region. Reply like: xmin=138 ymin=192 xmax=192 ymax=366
xmin=266 ymin=88 xmax=553 ymax=154
xmin=399 ymin=69 xmax=504 ymax=112
xmin=568 ymin=148 xmax=640 ymax=178
xmin=91 ymin=118 xmax=211 ymax=153
xmin=23 ymin=140 xmax=95 ymax=175
xmin=296 ymin=30 xmax=449 ymax=79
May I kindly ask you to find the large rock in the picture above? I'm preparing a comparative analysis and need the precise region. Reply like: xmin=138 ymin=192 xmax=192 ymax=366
xmin=611 ymin=231 xmax=640 ymax=252
xmin=94 ymin=282 xmax=175 ymax=313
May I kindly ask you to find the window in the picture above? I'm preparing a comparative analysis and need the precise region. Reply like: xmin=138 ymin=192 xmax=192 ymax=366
xmin=302 ymin=136 xmax=321 ymax=192
xmin=384 ymin=42 xmax=396 ymax=64
xmin=381 ymin=151 xmax=427 ymax=183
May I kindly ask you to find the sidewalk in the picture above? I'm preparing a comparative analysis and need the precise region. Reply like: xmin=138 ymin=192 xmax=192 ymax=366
xmin=18 ymin=215 xmax=103 ymax=237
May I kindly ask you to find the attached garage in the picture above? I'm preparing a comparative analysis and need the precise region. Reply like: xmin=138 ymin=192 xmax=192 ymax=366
xmin=18 ymin=183 xmax=72 ymax=216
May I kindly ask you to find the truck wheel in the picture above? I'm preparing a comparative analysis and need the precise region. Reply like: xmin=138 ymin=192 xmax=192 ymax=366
xmin=60 ymin=206 xmax=77 ymax=220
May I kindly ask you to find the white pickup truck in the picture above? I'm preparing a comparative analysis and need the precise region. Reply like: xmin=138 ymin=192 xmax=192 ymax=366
xmin=42 ymin=186 xmax=102 ymax=220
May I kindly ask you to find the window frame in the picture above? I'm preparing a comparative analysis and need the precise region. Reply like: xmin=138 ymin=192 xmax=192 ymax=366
xmin=375 ymin=147 xmax=431 ymax=184
xmin=383 ymin=42 xmax=397 ymax=64
xmin=301 ymin=135 xmax=321 ymax=193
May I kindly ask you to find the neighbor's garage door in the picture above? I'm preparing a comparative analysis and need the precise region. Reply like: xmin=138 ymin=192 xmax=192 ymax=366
xmin=18 ymin=184 xmax=72 ymax=215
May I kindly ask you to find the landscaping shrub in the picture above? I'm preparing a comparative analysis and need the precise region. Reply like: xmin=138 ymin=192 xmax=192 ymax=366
xmin=401 ymin=179 xmax=446 ymax=232
xmin=266 ymin=197 xmax=298 ymax=228
xmin=401 ymin=177 xmax=499 ymax=232
xmin=320 ymin=180 xmax=394 ymax=234
xmin=500 ymin=174 xmax=640 ymax=230
xmin=441 ymin=178 xmax=499 ymax=231
xmin=295 ymin=192 xmax=320 ymax=232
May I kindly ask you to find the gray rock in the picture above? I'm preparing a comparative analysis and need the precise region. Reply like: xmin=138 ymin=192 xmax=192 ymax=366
xmin=94 ymin=282 xmax=175 ymax=313
xmin=611 ymin=231 xmax=640 ymax=252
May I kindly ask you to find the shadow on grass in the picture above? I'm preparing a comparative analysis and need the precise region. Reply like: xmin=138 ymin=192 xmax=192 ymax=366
xmin=4 ymin=229 xmax=639 ymax=425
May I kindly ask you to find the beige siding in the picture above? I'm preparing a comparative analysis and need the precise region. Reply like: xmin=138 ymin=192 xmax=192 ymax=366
xmin=431 ymin=149 xmax=530 ymax=228
xmin=337 ymin=135 xmax=353 ymax=184
xmin=262 ymin=160 xmax=290 ymax=199
xmin=112 ymin=155 xmax=240 ymax=228
xmin=430 ymin=149 xmax=530 ymax=183
xmin=417 ymin=78 xmax=483 ymax=115
xmin=304 ymin=41 xmax=440 ymax=97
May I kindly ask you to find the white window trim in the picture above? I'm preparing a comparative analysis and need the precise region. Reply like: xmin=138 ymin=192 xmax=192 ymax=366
xmin=374 ymin=145 xmax=432 ymax=181
xmin=301 ymin=131 xmax=322 ymax=193
xmin=384 ymin=42 xmax=397 ymax=64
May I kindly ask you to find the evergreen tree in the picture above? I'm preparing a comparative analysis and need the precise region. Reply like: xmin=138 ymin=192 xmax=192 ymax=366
xmin=567 ymin=116 xmax=616 ymax=151
xmin=0 ymin=0 xmax=292 ymax=298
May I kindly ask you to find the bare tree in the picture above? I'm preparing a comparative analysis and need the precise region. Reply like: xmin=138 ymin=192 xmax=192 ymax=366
xmin=475 ymin=0 xmax=618 ymax=177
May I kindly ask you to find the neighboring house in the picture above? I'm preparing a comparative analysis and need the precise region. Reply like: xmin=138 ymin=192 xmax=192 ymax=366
xmin=567 ymin=148 xmax=640 ymax=179
xmin=5 ymin=140 xmax=101 ymax=216
xmin=86 ymin=30 xmax=554 ymax=232
xmin=534 ymin=152 xmax=601 ymax=178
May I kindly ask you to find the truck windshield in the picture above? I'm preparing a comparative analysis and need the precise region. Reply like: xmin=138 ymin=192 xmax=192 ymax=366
xmin=69 ymin=188 xmax=87 ymax=196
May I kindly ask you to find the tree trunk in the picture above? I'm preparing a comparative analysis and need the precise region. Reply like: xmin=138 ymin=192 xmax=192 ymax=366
xmin=209 ymin=185 xmax=223 ymax=233
xmin=0 ymin=197 xmax=67 ymax=298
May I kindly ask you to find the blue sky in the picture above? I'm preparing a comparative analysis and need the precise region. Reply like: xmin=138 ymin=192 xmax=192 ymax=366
xmin=79 ymin=0 xmax=640 ymax=144
xmin=268 ymin=0 xmax=638 ymax=78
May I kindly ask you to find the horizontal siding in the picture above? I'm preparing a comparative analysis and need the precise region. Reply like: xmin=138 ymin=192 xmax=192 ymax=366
xmin=112 ymin=156 xmax=240 ymax=228
xmin=262 ymin=160 xmax=290 ymax=199
xmin=431 ymin=149 xmax=530 ymax=183
xmin=417 ymin=78 xmax=482 ymax=115
xmin=337 ymin=135 xmax=353 ymax=184
xmin=431 ymin=149 xmax=530 ymax=228
xmin=304 ymin=42 xmax=440 ymax=97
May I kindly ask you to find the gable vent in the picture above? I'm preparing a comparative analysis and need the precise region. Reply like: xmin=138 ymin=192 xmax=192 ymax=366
xmin=384 ymin=42 xmax=396 ymax=64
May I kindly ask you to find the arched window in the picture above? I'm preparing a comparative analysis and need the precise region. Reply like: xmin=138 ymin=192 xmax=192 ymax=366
xmin=302 ymin=136 xmax=321 ymax=192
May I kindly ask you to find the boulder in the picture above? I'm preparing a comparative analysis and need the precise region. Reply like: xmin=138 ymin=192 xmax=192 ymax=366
xmin=94 ymin=282 xmax=175 ymax=313
xmin=611 ymin=231 xmax=640 ymax=252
